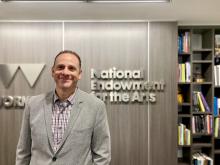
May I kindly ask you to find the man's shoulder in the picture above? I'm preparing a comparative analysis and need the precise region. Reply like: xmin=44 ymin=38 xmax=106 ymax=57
xmin=77 ymin=89 xmax=106 ymax=114
xmin=27 ymin=91 xmax=53 ymax=104
xmin=77 ymin=89 xmax=104 ymax=105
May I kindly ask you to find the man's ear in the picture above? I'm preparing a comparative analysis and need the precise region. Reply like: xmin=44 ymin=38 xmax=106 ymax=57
xmin=51 ymin=67 xmax=55 ymax=77
xmin=79 ymin=69 xmax=82 ymax=80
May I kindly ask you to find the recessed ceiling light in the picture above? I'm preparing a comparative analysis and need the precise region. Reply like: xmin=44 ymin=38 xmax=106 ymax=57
xmin=1 ymin=0 xmax=170 ymax=2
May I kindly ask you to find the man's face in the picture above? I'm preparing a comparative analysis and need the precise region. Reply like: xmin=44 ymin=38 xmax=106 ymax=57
xmin=52 ymin=53 xmax=82 ymax=91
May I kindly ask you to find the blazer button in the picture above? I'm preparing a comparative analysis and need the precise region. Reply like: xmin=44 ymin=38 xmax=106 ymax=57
xmin=52 ymin=157 xmax=57 ymax=161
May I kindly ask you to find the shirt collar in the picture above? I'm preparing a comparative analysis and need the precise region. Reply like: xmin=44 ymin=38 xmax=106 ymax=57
xmin=53 ymin=88 xmax=77 ymax=105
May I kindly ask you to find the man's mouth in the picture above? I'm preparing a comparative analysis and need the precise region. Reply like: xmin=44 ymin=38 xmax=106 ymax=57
xmin=61 ymin=79 xmax=69 ymax=82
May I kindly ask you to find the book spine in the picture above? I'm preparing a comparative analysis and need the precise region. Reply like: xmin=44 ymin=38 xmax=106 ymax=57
xmin=214 ymin=97 xmax=218 ymax=117
xmin=199 ymin=92 xmax=210 ymax=112
xmin=181 ymin=64 xmax=186 ymax=82
xmin=186 ymin=62 xmax=191 ymax=82
xmin=197 ymin=92 xmax=206 ymax=112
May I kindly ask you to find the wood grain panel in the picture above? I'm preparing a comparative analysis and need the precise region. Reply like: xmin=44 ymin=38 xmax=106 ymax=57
xmin=0 ymin=22 xmax=62 ymax=165
xmin=64 ymin=22 xmax=149 ymax=165
xmin=149 ymin=22 xmax=178 ymax=165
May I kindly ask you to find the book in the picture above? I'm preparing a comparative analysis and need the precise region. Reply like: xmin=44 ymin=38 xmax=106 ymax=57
xmin=206 ymin=115 xmax=212 ymax=134
xmin=214 ymin=65 xmax=218 ymax=86
xmin=215 ymin=35 xmax=220 ymax=56
xmin=218 ymin=98 xmax=220 ymax=115
xmin=192 ymin=116 xmax=196 ymax=133
xmin=199 ymin=92 xmax=210 ymax=112
xmin=218 ymin=65 xmax=220 ymax=86
xmin=178 ymin=35 xmax=182 ymax=53
xmin=197 ymin=92 xmax=206 ymax=112
xmin=181 ymin=64 xmax=186 ymax=82
xmin=184 ymin=128 xmax=191 ymax=145
xmin=214 ymin=97 xmax=218 ymax=117
xmin=185 ymin=62 xmax=191 ymax=82
xmin=183 ymin=32 xmax=190 ymax=53
xmin=215 ymin=56 xmax=220 ymax=65
xmin=193 ymin=91 xmax=199 ymax=112
xmin=214 ymin=117 xmax=219 ymax=137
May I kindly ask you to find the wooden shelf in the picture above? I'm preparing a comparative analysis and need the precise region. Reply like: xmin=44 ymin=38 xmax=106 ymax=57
xmin=192 ymin=133 xmax=212 ymax=136
xmin=192 ymin=60 xmax=212 ymax=63
xmin=214 ymin=150 xmax=220 ymax=154
xmin=178 ymin=163 xmax=190 ymax=165
xmin=192 ymin=82 xmax=212 ymax=85
xmin=179 ymin=52 xmax=191 ymax=55
xmin=192 ymin=112 xmax=212 ymax=115
xmin=192 ymin=49 xmax=213 ymax=52
xmin=178 ymin=103 xmax=191 ymax=106
xmin=192 ymin=143 xmax=212 ymax=147
xmin=178 ymin=114 xmax=191 ymax=118
xmin=178 ymin=145 xmax=191 ymax=147
xmin=178 ymin=82 xmax=191 ymax=85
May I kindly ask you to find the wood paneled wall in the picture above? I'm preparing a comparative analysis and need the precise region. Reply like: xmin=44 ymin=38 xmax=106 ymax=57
xmin=0 ymin=22 xmax=62 ymax=165
xmin=149 ymin=22 xmax=178 ymax=165
xmin=0 ymin=22 xmax=177 ymax=165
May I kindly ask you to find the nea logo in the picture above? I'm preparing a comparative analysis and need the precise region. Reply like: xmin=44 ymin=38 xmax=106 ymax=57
xmin=0 ymin=64 xmax=45 ymax=88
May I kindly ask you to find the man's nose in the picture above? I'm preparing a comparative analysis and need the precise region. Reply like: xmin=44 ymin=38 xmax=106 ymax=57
xmin=62 ymin=67 xmax=70 ymax=75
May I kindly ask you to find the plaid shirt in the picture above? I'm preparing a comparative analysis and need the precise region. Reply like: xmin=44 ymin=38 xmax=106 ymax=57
xmin=52 ymin=91 xmax=75 ymax=152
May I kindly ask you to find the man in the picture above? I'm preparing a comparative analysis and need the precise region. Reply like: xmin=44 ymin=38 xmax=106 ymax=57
xmin=16 ymin=50 xmax=111 ymax=165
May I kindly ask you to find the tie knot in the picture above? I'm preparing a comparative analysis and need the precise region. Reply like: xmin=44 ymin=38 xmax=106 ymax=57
xmin=58 ymin=101 xmax=69 ymax=109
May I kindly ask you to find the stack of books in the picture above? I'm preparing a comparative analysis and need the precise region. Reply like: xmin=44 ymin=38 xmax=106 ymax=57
xmin=192 ymin=153 xmax=213 ymax=165
xmin=193 ymin=91 xmax=210 ymax=112
xmin=178 ymin=32 xmax=190 ymax=53
xmin=192 ymin=115 xmax=213 ymax=134
xmin=178 ymin=123 xmax=191 ymax=145
xmin=178 ymin=62 xmax=191 ymax=82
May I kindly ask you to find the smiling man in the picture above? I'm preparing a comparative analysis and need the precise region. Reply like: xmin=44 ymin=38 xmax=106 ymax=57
xmin=16 ymin=50 xmax=111 ymax=165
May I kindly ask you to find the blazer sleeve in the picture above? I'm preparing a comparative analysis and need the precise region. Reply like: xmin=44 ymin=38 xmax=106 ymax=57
xmin=16 ymin=98 xmax=32 ymax=165
xmin=92 ymin=101 xmax=111 ymax=165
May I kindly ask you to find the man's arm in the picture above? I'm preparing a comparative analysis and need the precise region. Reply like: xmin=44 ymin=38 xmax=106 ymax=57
xmin=16 ymin=98 xmax=32 ymax=165
xmin=92 ymin=101 xmax=111 ymax=165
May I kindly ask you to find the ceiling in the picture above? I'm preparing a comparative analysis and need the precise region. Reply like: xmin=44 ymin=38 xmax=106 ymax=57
xmin=0 ymin=0 xmax=219 ymax=25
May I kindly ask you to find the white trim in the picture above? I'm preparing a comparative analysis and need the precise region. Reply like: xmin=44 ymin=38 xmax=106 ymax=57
xmin=0 ymin=20 xmax=149 ymax=22
xmin=0 ymin=0 xmax=170 ymax=2
xmin=62 ymin=21 xmax=65 ymax=50
xmin=147 ymin=21 xmax=150 ymax=165
xmin=0 ymin=20 xmax=178 ymax=22
xmin=90 ymin=0 xmax=169 ymax=2
xmin=0 ymin=1 xmax=84 ymax=2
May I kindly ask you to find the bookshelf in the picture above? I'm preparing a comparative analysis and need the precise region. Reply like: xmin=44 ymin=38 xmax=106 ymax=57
xmin=213 ymin=29 xmax=220 ymax=165
xmin=178 ymin=27 xmax=192 ymax=165
xmin=178 ymin=27 xmax=217 ymax=165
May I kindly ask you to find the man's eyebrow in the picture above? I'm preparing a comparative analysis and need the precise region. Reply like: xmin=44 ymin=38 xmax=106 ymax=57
xmin=56 ymin=64 xmax=64 ymax=66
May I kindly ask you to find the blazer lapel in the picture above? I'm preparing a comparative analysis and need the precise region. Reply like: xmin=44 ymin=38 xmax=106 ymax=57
xmin=43 ymin=92 xmax=55 ymax=153
xmin=55 ymin=89 xmax=84 ymax=153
